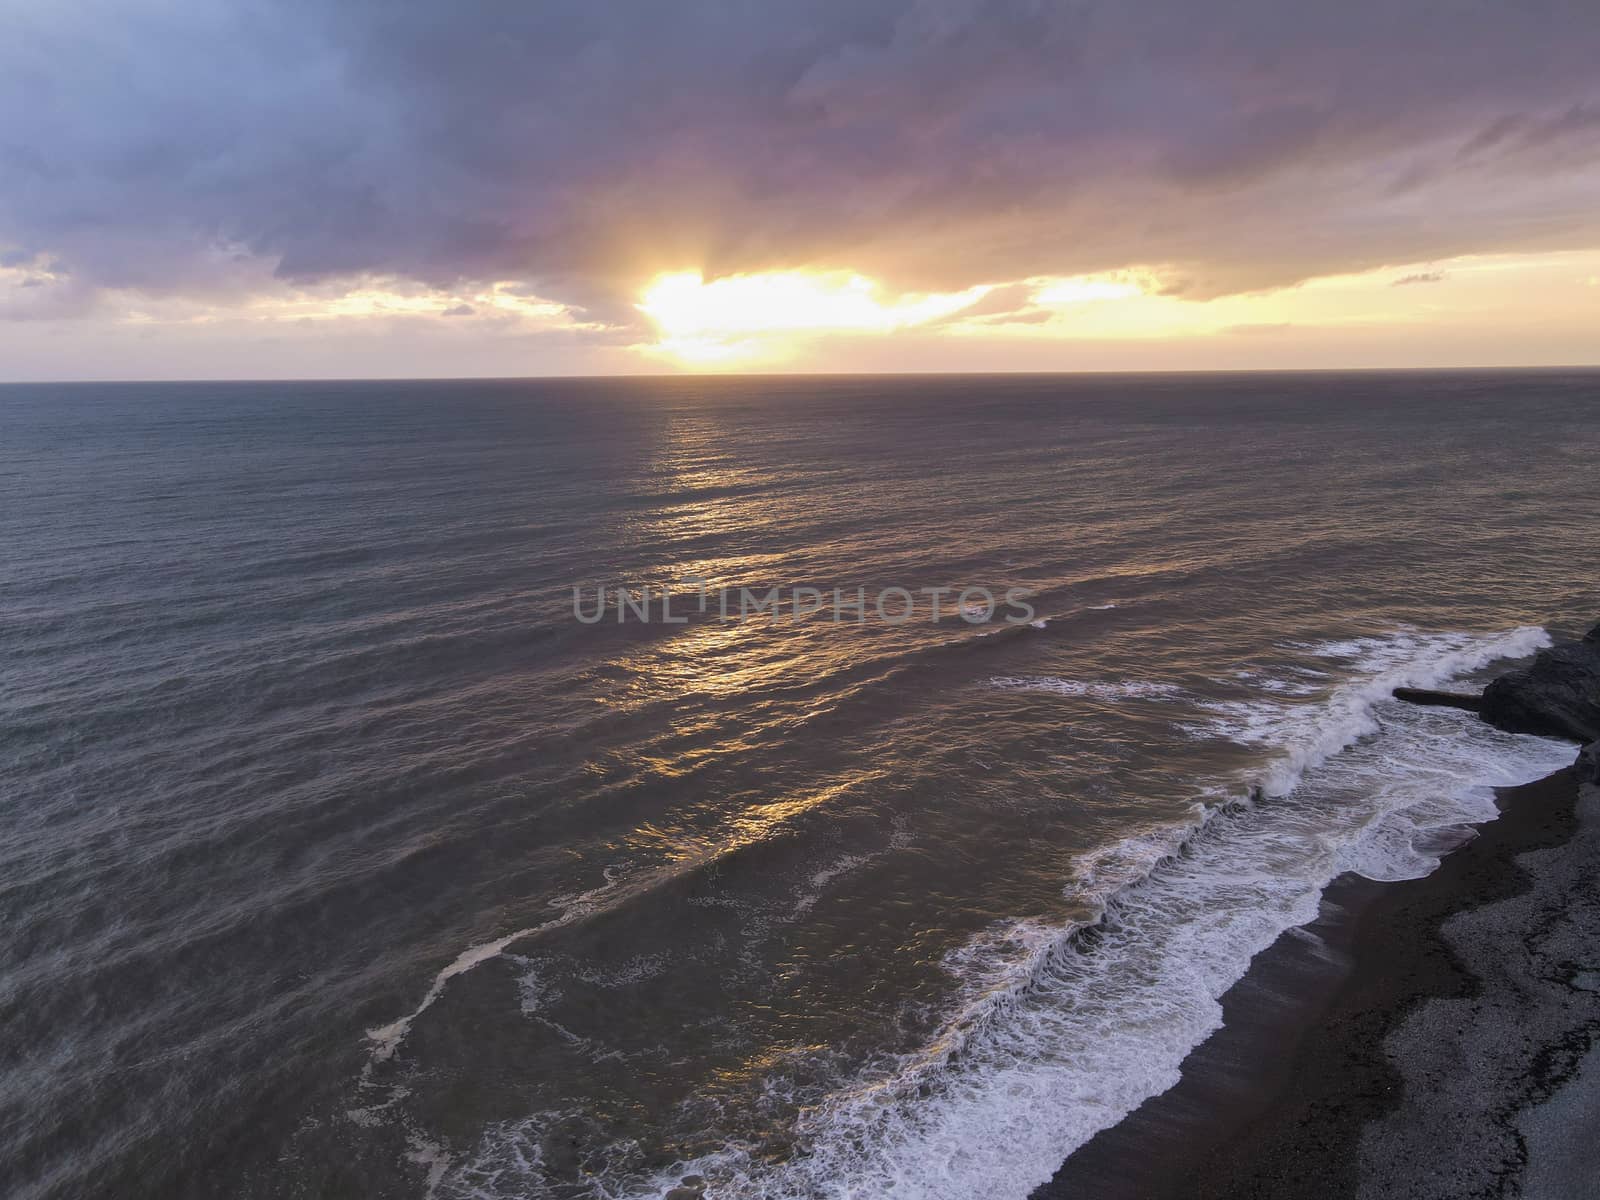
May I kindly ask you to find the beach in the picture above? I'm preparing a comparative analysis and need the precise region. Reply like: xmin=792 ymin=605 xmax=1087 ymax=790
xmin=1037 ymin=763 xmax=1600 ymax=1199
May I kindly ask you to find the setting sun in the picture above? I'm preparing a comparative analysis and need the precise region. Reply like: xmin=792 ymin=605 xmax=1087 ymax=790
xmin=637 ymin=270 xmax=991 ymax=364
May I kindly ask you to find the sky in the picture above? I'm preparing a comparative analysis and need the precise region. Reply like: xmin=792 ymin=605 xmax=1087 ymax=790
xmin=2 ymin=0 xmax=1598 ymax=379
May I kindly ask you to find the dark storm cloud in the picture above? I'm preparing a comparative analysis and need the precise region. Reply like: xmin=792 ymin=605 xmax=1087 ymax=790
xmin=3 ymin=0 xmax=1599 ymax=321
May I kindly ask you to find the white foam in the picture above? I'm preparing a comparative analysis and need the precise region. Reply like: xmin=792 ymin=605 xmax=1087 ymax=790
xmin=792 ymin=853 xmax=873 ymax=918
xmin=1185 ymin=625 xmax=1553 ymax=798
xmin=363 ymin=861 xmax=664 ymax=1068
xmin=366 ymin=933 xmax=531 ymax=1066
xmin=989 ymin=676 xmax=1186 ymax=701
xmin=1232 ymin=668 xmax=1323 ymax=695
xmin=441 ymin=625 xmax=1573 ymax=1200
xmin=570 ymin=953 xmax=668 ymax=989
xmin=405 ymin=1133 xmax=455 ymax=1199
xmin=599 ymin=626 xmax=1572 ymax=1200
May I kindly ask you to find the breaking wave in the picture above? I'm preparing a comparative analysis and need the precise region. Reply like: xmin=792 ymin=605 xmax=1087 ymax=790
xmin=567 ymin=626 xmax=1573 ymax=1200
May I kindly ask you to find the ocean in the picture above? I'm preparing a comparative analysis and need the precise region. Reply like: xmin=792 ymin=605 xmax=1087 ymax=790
xmin=1 ymin=371 xmax=1595 ymax=1199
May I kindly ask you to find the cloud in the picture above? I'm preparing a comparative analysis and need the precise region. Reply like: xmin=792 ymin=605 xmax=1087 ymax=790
xmin=440 ymin=303 xmax=475 ymax=317
xmin=1392 ymin=270 xmax=1446 ymax=287
xmin=3 ymin=0 xmax=1599 ymax=330
xmin=925 ymin=282 xmax=1035 ymax=324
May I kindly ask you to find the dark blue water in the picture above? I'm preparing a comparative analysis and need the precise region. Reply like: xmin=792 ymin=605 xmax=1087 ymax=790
xmin=1 ymin=373 xmax=1595 ymax=1199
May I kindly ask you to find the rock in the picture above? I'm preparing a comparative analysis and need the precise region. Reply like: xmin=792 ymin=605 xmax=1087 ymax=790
xmin=1579 ymin=742 xmax=1599 ymax=787
xmin=1393 ymin=687 xmax=1484 ymax=713
xmin=1479 ymin=623 xmax=1600 ymax=744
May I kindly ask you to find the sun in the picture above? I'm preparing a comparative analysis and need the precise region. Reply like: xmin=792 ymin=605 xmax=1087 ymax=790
xmin=636 ymin=270 xmax=990 ymax=365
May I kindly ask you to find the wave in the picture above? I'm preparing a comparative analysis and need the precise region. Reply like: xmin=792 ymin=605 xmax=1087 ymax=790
xmin=594 ymin=625 xmax=1572 ymax=1200
xmin=1185 ymin=624 xmax=1553 ymax=798
xmin=362 ymin=859 xmax=676 ymax=1069
xmin=988 ymin=675 xmax=1185 ymax=701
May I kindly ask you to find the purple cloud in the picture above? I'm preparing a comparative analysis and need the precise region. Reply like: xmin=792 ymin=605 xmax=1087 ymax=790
xmin=3 ymin=1 xmax=1598 ymax=325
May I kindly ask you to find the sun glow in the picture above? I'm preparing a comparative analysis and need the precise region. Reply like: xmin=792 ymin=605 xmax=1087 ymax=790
xmin=1033 ymin=276 xmax=1144 ymax=304
xmin=637 ymin=270 xmax=990 ymax=364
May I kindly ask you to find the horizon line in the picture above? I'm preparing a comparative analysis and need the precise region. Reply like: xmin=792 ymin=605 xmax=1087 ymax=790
xmin=3 ymin=362 xmax=1600 ymax=387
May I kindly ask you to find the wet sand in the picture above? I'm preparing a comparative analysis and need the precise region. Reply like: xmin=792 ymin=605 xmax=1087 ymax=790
xmin=1034 ymin=764 xmax=1600 ymax=1199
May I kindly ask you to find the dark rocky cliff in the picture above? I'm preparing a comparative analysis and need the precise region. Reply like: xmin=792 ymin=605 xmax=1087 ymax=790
xmin=1479 ymin=622 xmax=1600 ymax=746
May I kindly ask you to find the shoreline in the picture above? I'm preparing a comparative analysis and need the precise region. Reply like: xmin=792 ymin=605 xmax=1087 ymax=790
xmin=1033 ymin=763 xmax=1600 ymax=1199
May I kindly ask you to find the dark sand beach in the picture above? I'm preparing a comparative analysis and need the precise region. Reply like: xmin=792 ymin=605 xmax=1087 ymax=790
xmin=1037 ymin=764 xmax=1600 ymax=1199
